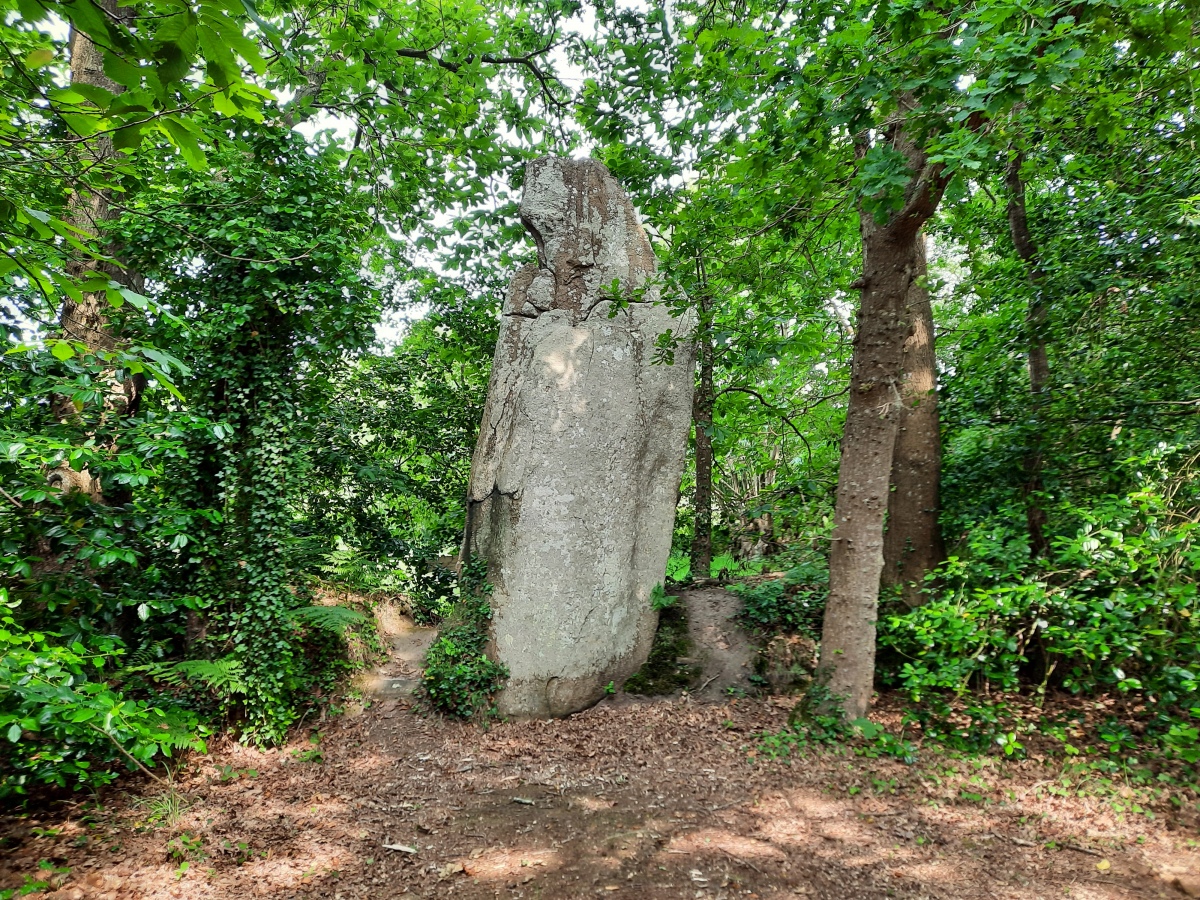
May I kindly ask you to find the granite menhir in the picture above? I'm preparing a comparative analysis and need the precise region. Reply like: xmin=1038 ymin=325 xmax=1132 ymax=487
xmin=462 ymin=157 xmax=696 ymax=717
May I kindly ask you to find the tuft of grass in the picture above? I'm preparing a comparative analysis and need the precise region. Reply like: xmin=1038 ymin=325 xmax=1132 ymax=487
xmin=132 ymin=788 xmax=188 ymax=828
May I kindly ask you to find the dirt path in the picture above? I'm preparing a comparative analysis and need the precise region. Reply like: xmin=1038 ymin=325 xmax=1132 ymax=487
xmin=359 ymin=606 xmax=437 ymax=700
xmin=678 ymin=585 xmax=756 ymax=700
xmin=4 ymin=690 xmax=1198 ymax=900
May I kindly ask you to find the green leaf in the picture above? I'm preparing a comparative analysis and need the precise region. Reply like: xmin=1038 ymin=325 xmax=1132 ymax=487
xmin=49 ymin=341 xmax=76 ymax=361
xmin=25 ymin=48 xmax=55 ymax=68
xmin=62 ymin=0 xmax=112 ymax=45
xmin=102 ymin=52 xmax=144 ymax=90
xmin=156 ymin=44 xmax=192 ymax=85
xmin=76 ymin=87 xmax=115 ymax=113
xmin=196 ymin=23 xmax=238 ymax=88
xmin=201 ymin=9 xmax=266 ymax=74
xmin=112 ymin=121 xmax=146 ymax=152
xmin=160 ymin=119 xmax=208 ymax=171
xmin=118 ymin=288 xmax=151 ymax=309
xmin=16 ymin=0 xmax=49 ymax=23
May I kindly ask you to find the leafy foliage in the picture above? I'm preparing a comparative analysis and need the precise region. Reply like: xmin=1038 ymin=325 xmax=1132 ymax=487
xmin=1 ymin=0 xmax=1198 ymax=796
xmin=285 ymin=607 xmax=369 ymax=637
xmin=731 ymin=563 xmax=828 ymax=637
xmin=421 ymin=559 xmax=508 ymax=719
xmin=0 ymin=590 xmax=206 ymax=797
xmin=127 ymin=658 xmax=248 ymax=697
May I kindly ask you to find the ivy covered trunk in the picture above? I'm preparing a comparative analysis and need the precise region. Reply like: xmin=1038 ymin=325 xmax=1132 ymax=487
xmin=116 ymin=129 xmax=379 ymax=742
xmin=881 ymin=232 xmax=943 ymax=607
xmin=818 ymin=106 xmax=949 ymax=719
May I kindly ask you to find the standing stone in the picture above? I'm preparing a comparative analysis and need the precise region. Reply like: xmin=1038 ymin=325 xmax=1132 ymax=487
xmin=463 ymin=157 xmax=696 ymax=718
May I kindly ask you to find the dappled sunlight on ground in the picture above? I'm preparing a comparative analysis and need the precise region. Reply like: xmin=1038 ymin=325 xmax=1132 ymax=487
xmin=1 ymin=695 xmax=1196 ymax=899
xmin=451 ymin=846 xmax=563 ymax=881
xmin=663 ymin=827 xmax=787 ymax=860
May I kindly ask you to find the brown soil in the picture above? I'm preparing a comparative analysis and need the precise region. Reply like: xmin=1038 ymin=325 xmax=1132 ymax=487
xmin=680 ymin=585 xmax=755 ymax=699
xmin=4 ymin=690 xmax=1199 ymax=900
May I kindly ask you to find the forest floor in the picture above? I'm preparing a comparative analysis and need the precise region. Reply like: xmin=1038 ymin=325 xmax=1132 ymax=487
xmin=4 ymin=692 xmax=1200 ymax=900
xmin=3 ymin=600 xmax=1199 ymax=900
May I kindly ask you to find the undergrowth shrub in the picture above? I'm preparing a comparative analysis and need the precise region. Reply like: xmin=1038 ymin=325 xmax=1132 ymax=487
xmin=421 ymin=558 xmax=507 ymax=718
xmin=730 ymin=560 xmax=827 ymax=636
xmin=406 ymin=562 xmax=459 ymax=626
xmin=759 ymin=683 xmax=917 ymax=763
xmin=322 ymin=540 xmax=460 ymax=626
xmin=878 ymin=486 xmax=1198 ymax=762
xmin=0 ymin=591 xmax=207 ymax=798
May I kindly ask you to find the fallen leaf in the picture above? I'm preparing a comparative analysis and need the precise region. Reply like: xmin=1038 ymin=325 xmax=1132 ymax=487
xmin=439 ymin=861 xmax=465 ymax=879
xmin=469 ymin=847 xmax=485 ymax=859
xmin=1096 ymin=859 xmax=1111 ymax=872
xmin=382 ymin=843 xmax=417 ymax=853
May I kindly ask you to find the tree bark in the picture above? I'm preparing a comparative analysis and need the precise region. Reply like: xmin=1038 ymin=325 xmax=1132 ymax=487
xmin=62 ymin=0 xmax=138 ymax=351
xmin=1005 ymin=154 xmax=1050 ymax=556
xmin=816 ymin=105 xmax=950 ymax=720
xmin=690 ymin=286 xmax=715 ymax=580
xmin=881 ymin=231 xmax=943 ymax=607
xmin=51 ymin=1 xmax=145 ymax=500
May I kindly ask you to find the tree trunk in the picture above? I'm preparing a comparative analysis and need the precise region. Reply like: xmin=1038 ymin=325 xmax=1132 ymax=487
xmin=881 ymin=231 xmax=943 ymax=607
xmin=1005 ymin=155 xmax=1050 ymax=556
xmin=51 ymin=1 xmax=145 ymax=500
xmin=62 ymin=0 xmax=138 ymax=351
xmin=690 ymin=288 xmax=715 ymax=580
xmin=816 ymin=105 xmax=950 ymax=720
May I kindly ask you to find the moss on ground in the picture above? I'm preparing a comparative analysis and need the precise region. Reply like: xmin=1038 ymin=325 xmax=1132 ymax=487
xmin=623 ymin=605 xmax=701 ymax=695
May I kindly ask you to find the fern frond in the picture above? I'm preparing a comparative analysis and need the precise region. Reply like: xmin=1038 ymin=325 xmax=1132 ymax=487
xmin=127 ymin=657 xmax=247 ymax=696
xmin=287 ymin=604 xmax=368 ymax=635
xmin=128 ymin=639 xmax=171 ymax=668
xmin=172 ymin=658 xmax=247 ymax=695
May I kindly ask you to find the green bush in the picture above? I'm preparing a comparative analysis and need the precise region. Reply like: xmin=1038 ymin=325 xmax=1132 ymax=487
xmin=731 ymin=562 xmax=827 ymax=636
xmin=407 ymin=562 xmax=460 ymax=626
xmin=878 ymin=487 xmax=1199 ymax=762
xmin=0 ymin=591 xmax=206 ymax=798
xmin=665 ymin=552 xmax=691 ymax=584
xmin=421 ymin=558 xmax=508 ymax=718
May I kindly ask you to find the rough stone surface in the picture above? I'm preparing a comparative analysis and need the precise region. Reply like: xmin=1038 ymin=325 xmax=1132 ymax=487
xmin=464 ymin=157 xmax=696 ymax=718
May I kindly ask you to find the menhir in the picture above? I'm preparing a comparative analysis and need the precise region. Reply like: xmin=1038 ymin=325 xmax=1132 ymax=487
xmin=463 ymin=157 xmax=696 ymax=717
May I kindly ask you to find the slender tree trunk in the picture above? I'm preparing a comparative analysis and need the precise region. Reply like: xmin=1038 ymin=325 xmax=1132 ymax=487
xmin=881 ymin=231 xmax=943 ymax=607
xmin=51 ymin=1 xmax=145 ymax=500
xmin=816 ymin=105 xmax=950 ymax=719
xmin=1005 ymin=155 xmax=1050 ymax=556
xmin=62 ymin=0 xmax=138 ymax=351
xmin=690 ymin=288 xmax=715 ymax=580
